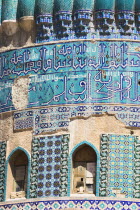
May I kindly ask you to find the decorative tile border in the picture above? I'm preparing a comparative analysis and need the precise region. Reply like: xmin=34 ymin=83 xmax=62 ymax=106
xmin=0 ymin=142 xmax=6 ymax=202
xmin=14 ymin=104 xmax=140 ymax=134
xmin=30 ymin=138 xmax=40 ymax=198
xmin=99 ymin=134 xmax=109 ymax=197
xmin=60 ymin=135 xmax=69 ymax=197
xmin=0 ymin=198 xmax=140 ymax=210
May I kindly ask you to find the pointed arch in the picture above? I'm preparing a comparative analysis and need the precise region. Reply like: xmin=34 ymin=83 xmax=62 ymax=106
xmin=4 ymin=147 xmax=31 ymax=201
xmin=67 ymin=141 xmax=100 ymax=196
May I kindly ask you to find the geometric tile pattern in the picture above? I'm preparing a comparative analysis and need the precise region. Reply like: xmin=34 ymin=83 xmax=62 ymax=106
xmin=30 ymin=137 xmax=40 ymax=198
xmin=99 ymin=134 xmax=109 ymax=197
xmin=59 ymin=135 xmax=69 ymax=197
xmin=107 ymin=134 xmax=135 ymax=198
xmin=37 ymin=136 xmax=62 ymax=198
xmin=0 ymin=199 xmax=140 ymax=210
xmin=100 ymin=134 xmax=139 ymax=199
xmin=30 ymin=135 xmax=69 ymax=198
xmin=14 ymin=105 xmax=140 ymax=134
xmin=133 ymin=137 xmax=140 ymax=198
xmin=14 ymin=110 xmax=33 ymax=130
xmin=0 ymin=142 xmax=7 ymax=202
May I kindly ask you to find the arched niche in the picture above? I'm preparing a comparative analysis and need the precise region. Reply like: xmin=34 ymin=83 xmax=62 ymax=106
xmin=72 ymin=144 xmax=97 ymax=194
xmin=5 ymin=148 xmax=30 ymax=200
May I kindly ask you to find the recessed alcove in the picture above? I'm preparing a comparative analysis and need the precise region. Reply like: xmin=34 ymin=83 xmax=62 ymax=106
xmin=72 ymin=144 xmax=97 ymax=195
xmin=7 ymin=150 xmax=28 ymax=200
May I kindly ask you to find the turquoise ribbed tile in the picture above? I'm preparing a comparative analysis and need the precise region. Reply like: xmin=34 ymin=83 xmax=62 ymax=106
xmin=18 ymin=0 xmax=35 ymax=18
xmin=135 ymin=0 xmax=140 ymax=12
xmin=35 ymin=0 xmax=54 ymax=15
xmin=95 ymin=0 xmax=115 ymax=11
xmin=2 ymin=0 xmax=18 ymax=21
xmin=116 ymin=0 xmax=135 ymax=11
xmin=73 ymin=0 xmax=94 ymax=11
xmin=54 ymin=0 xmax=73 ymax=12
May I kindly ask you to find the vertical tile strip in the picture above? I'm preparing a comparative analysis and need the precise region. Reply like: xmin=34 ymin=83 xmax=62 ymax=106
xmin=60 ymin=134 xmax=69 ymax=196
xmin=133 ymin=136 xmax=140 ymax=198
xmin=99 ymin=134 xmax=109 ymax=197
xmin=0 ymin=142 xmax=6 ymax=202
xmin=30 ymin=137 xmax=40 ymax=198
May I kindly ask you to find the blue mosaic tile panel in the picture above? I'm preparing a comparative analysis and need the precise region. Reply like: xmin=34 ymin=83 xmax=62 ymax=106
xmin=0 ymin=142 xmax=7 ymax=202
xmin=30 ymin=138 xmax=40 ymax=198
xmin=13 ymin=104 xmax=140 ymax=134
xmin=36 ymin=135 xmax=69 ymax=198
xmin=0 ymin=199 xmax=140 ymax=210
xmin=14 ymin=104 xmax=140 ymax=134
xmin=133 ymin=137 xmax=140 ymax=198
xmin=37 ymin=136 xmax=61 ymax=197
xmin=99 ymin=134 xmax=109 ymax=197
xmin=14 ymin=110 xmax=33 ymax=130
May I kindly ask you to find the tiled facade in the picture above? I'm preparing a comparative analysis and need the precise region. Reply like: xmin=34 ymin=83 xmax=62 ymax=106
xmin=0 ymin=0 xmax=140 ymax=209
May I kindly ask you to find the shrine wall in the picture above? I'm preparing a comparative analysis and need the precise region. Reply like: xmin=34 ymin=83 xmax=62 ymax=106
xmin=0 ymin=0 xmax=140 ymax=207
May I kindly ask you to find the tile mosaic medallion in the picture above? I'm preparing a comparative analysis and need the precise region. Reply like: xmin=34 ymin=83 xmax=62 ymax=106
xmin=0 ymin=199 xmax=140 ymax=210
xmin=30 ymin=135 xmax=69 ymax=198
xmin=100 ymin=134 xmax=140 ymax=199
xmin=0 ymin=142 xmax=7 ymax=202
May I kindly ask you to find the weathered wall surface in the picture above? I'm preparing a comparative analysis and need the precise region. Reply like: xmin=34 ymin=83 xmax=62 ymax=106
xmin=0 ymin=113 xmax=32 ymax=155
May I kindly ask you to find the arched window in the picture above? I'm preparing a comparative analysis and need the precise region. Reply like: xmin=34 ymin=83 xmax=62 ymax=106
xmin=72 ymin=144 xmax=97 ymax=194
xmin=7 ymin=149 xmax=28 ymax=199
